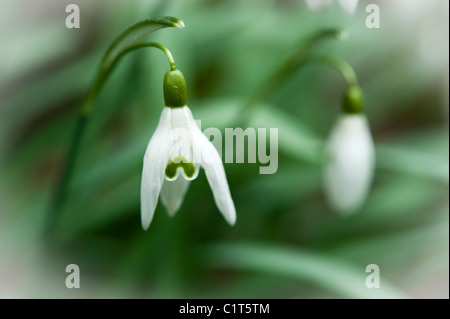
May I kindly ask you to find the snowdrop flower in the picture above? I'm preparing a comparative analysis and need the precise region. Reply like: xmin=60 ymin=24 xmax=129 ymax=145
xmin=305 ymin=0 xmax=359 ymax=16
xmin=323 ymin=86 xmax=375 ymax=214
xmin=141 ymin=69 xmax=236 ymax=230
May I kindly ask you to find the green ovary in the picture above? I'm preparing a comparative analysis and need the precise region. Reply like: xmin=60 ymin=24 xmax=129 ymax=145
xmin=165 ymin=156 xmax=196 ymax=179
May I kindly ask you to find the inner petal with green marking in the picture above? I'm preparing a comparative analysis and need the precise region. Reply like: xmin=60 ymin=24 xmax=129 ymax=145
xmin=165 ymin=156 xmax=197 ymax=180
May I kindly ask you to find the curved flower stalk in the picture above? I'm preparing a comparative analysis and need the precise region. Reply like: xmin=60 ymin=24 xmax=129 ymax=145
xmin=141 ymin=70 xmax=236 ymax=230
xmin=240 ymin=28 xmax=345 ymax=125
xmin=323 ymin=84 xmax=375 ymax=214
xmin=305 ymin=0 xmax=359 ymax=16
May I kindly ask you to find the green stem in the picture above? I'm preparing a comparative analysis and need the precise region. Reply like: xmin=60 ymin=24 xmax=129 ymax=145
xmin=242 ymin=29 xmax=346 ymax=112
xmin=48 ymin=42 xmax=176 ymax=237
xmin=82 ymin=42 xmax=176 ymax=116
xmin=306 ymin=54 xmax=358 ymax=87
xmin=305 ymin=54 xmax=363 ymax=113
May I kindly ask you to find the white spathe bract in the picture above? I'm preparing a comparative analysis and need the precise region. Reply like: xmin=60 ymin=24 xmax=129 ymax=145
xmin=323 ymin=114 xmax=375 ymax=215
xmin=141 ymin=105 xmax=236 ymax=230
xmin=305 ymin=0 xmax=358 ymax=16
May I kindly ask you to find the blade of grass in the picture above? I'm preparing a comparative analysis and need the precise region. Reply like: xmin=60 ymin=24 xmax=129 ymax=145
xmin=198 ymin=243 xmax=409 ymax=299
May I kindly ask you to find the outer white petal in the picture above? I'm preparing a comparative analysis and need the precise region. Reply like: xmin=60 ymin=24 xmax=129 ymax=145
xmin=323 ymin=114 xmax=375 ymax=215
xmin=190 ymin=113 xmax=236 ymax=226
xmin=305 ymin=0 xmax=334 ymax=12
xmin=160 ymin=177 xmax=190 ymax=217
xmin=338 ymin=0 xmax=358 ymax=16
xmin=140 ymin=107 xmax=172 ymax=230
xmin=169 ymin=106 xmax=194 ymax=162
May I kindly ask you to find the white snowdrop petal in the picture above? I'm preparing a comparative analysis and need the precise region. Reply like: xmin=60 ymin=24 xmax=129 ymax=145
xmin=323 ymin=115 xmax=375 ymax=214
xmin=169 ymin=106 xmax=195 ymax=163
xmin=183 ymin=106 xmax=203 ymax=165
xmin=305 ymin=0 xmax=334 ymax=12
xmin=160 ymin=177 xmax=191 ymax=217
xmin=338 ymin=0 xmax=358 ymax=16
xmin=192 ymin=123 xmax=236 ymax=226
xmin=140 ymin=107 xmax=172 ymax=230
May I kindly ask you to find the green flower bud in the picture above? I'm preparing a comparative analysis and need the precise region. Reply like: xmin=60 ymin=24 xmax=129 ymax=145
xmin=343 ymin=85 xmax=364 ymax=114
xmin=163 ymin=69 xmax=187 ymax=108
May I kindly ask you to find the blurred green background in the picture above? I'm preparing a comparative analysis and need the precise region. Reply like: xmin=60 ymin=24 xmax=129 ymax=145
xmin=0 ymin=0 xmax=448 ymax=298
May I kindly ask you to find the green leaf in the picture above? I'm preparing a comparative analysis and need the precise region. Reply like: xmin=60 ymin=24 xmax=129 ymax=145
xmin=376 ymin=144 xmax=449 ymax=184
xmin=249 ymin=105 xmax=324 ymax=163
xmin=102 ymin=17 xmax=185 ymax=73
xmin=195 ymin=98 xmax=324 ymax=163
xmin=199 ymin=243 xmax=409 ymax=299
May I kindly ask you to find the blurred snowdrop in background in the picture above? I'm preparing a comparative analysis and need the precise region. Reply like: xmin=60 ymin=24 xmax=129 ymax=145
xmin=324 ymin=114 xmax=375 ymax=214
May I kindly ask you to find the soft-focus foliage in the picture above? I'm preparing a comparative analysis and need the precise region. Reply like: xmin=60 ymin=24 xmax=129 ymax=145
xmin=0 ymin=0 xmax=448 ymax=298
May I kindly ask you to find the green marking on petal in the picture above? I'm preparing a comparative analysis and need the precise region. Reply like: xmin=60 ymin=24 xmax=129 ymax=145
xmin=165 ymin=156 xmax=196 ymax=179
